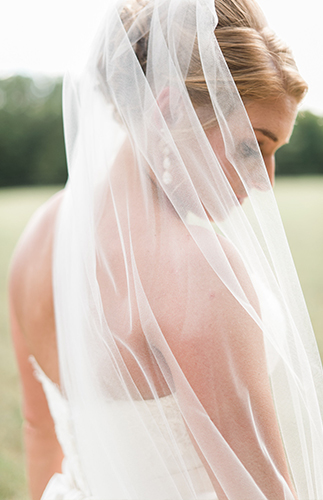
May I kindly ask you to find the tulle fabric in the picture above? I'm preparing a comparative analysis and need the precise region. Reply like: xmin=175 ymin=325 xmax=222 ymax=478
xmin=53 ymin=0 xmax=323 ymax=498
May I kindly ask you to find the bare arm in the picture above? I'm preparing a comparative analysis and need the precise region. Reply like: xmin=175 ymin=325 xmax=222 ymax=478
xmin=10 ymin=300 xmax=63 ymax=500
xmin=152 ymin=235 xmax=297 ymax=500
xmin=9 ymin=192 xmax=64 ymax=500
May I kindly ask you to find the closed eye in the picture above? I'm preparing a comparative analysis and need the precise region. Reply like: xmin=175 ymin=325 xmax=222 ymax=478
xmin=239 ymin=141 xmax=259 ymax=159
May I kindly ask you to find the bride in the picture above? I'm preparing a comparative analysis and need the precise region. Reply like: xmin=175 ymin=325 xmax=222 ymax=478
xmin=9 ymin=0 xmax=323 ymax=498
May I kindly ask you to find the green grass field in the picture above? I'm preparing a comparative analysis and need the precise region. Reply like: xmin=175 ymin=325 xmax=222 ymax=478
xmin=0 ymin=180 xmax=322 ymax=500
xmin=274 ymin=177 xmax=323 ymax=355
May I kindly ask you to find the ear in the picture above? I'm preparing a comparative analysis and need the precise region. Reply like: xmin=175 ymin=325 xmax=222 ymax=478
xmin=156 ymin=86 xmax=185 ymax=126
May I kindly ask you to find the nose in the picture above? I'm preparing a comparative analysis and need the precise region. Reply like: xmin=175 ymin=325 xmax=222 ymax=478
xmin=263 ymin=155 xmax=275 ymax=187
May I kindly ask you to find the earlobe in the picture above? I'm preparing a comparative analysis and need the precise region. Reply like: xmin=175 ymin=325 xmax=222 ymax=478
xmin=156 ymin=87 xmax=184 ymax=127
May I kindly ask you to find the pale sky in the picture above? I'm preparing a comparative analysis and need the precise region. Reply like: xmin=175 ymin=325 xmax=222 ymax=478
xmin=1 ymin=0 xmax=322 ymax=114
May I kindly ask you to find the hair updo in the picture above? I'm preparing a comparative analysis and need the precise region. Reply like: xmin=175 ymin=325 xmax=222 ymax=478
xmin=119 ymin=0 xmax=307 ymax=113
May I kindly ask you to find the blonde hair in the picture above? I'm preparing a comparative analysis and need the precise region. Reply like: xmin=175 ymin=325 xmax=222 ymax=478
xmin=121 ymin=0 xmax=307 ymax=108
xmin=187 ymin=0 xmax=307 ymax=106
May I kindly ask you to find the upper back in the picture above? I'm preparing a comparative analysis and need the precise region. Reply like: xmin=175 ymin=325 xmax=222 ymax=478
xmin=9 ymin=190 xmax=64 ymax=384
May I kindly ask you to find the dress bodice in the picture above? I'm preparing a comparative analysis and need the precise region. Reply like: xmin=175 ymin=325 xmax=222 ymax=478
xmin=30 ymin=356 xmax=92 ymax=499
xmin=30 ymin=357 xmax=217 ymax=500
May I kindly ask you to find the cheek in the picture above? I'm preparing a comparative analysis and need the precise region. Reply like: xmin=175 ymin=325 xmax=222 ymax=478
xmin=206 ymin=133 xmax=237 ymax=180
xmin=205 ymin=129 xmax=249 ymax=195
xmin=215 ymin=151 xmax=244 ymax=187
xmin=220 ymin=159 xmax=240 ymax=183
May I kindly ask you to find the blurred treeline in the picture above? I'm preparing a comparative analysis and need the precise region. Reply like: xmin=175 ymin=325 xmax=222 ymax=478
xmin=0 ymin=76 xmax=67 ymax=187
xmin=1 ymin=75 xmax=323 ymax=187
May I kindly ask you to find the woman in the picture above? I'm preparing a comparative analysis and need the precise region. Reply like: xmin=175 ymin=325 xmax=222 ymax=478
xmin=9 ymin=0 xmax=323 ymax=498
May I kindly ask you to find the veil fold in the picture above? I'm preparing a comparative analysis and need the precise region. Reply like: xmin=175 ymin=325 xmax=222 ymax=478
xmin=54 ymin=0 xmax=323 ymax=498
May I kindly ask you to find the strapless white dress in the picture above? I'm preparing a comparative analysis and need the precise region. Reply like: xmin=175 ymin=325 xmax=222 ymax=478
xmin=30 ymin=357 xmax=217 ymax=500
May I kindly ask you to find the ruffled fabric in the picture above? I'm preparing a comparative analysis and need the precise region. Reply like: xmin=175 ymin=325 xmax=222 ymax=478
xmin=30 ymin=357 xmax=92 ymax=499
xmin=41 ymin=460 xmax=98 ymax=500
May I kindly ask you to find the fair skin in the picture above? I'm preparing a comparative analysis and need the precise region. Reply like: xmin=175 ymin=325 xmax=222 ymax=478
xmin=206 ymin=96 xmax=298 ymax=201
xmin=9 ymin=95 xmax=298 ymax=500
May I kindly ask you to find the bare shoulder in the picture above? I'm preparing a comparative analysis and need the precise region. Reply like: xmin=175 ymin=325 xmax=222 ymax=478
xmin=11 ymin=189 xmax=64 ymax=266
xmin=10 ymin=189 xmax=64 ymax=297
xmin=149 ymin=225 xmax=263 ymax=403
xmin=152 ymin=226 xmax=259 ymax=344
xmin=181 ymin=227 xmax=257 ymax=304
xmin=9 ymin=189 xmax=64 ymax=370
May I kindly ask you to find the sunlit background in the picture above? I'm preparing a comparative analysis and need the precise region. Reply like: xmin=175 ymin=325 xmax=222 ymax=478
xmin=1 ymin=0 xmax=323 ymax=114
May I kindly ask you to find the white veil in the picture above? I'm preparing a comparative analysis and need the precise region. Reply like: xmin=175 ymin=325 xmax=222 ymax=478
xmin=54 ymin=0 xmax=323 ymax=498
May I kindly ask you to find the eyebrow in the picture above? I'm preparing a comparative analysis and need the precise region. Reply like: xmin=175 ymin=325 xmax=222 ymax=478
xmin=254 ymin=128 xmax=278 ymax=143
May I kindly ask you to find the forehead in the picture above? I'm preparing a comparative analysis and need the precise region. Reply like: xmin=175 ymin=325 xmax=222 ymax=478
xmin=245 ymin=97 xmax=298 ymax=143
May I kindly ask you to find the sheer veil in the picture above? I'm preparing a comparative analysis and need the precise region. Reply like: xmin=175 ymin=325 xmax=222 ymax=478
xmin=54 ymin=0 xmax=323 ymax=497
